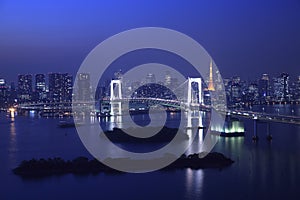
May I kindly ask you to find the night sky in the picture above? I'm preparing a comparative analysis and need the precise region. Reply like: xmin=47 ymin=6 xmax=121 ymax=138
xmin=0 ymin=0 xmax=300 ymax=83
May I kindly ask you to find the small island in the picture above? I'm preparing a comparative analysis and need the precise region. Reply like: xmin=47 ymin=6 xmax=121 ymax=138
xmin=13 ymin=152 xmax=234 ymax=178
xmin=102 ymin=126 xmax=189 ymax=143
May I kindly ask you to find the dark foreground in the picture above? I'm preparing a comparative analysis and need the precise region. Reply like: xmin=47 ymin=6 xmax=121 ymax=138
xmin=13 ymin=152 xmax=234 ymax=178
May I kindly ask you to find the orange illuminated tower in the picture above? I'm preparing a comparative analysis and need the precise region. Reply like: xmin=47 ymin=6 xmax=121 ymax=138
xmin=207 ymin=59 xmax=215 ymax=91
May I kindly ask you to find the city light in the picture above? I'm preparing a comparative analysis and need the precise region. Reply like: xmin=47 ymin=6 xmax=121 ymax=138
xmin=8 ymin=107 xmax=15 ymax=118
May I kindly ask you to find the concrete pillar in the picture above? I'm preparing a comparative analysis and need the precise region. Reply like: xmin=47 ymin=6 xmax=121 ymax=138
xmin=266 ymin=122 xmax=272 ymax=141
xmin=252 ymin=119 xmax=259 ymax=141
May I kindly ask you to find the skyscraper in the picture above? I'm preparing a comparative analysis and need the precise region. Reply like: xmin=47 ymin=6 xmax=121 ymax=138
xmin=35 ymin=74 xmax=46 ymax=102
xmin=62 ymin=74 xmax=73 ymax=102
xmin=258 ymin=74 xmax=270 ymax=101
xmin=0 ymin=78 xmax=7 ymax=108
xmin=49 ymin=73 xmax=73 ymax=102
xmin=146 ymin=73 xmax=156 ymax=83
xmin=49 ymin=73 xmax=62 ymax=102
xmin=18 ymin=74 xmax=32 ymax=103
xmin=8 ymin=82 xmax=17 ymax=106
xmin=164 ymin=71 xmax=171 ymax=87
xmin=296 ymin=76 xmax=300 ymax=101
xmin=273 ymin=73 xmax=290 ymax=101
xmin=77 ymin=73 xmax=91 ymax=101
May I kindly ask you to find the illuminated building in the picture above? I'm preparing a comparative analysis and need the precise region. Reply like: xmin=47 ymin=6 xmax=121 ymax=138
xmin=258 ymin=74 xmax=270 ymax=101
xmin=77 ymin=73 xmax=91 ymax=101
xmin=207 ymin=59 xmax=215 ymax=91
xmin=0 ymin=78 xmax=8 ymax=108
xmin=35 ymin=74 xmax=46 ymax=102
xmin=146 ymin=73 xmax=156 ymax=83
xmin=18 ymin=74 xmax=32 ymax=103
xmin=49 ymin=73 xmax=73 ymax=102
xmin=273 ymin=73 xmax=290 ymax=101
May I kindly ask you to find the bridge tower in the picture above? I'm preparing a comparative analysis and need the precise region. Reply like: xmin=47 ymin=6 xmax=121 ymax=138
xmin=187 ymin=77 xmax=202 ymax=106
xmin=110 ymin=80 xmax=122 ymax=115
xmin=110 ymin=80 xmax=122 ymax=100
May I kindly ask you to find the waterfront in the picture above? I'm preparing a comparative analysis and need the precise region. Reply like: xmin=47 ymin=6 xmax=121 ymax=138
xmin=0 ymin=105 xmax=300 ymax=199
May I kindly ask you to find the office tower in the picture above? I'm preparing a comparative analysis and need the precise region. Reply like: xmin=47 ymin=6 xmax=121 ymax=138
xmin=77 ymin=73 xmax=91 ymax=101
xmin=49 ymin=73 xmax=62 ymax=102
xmin=296 ymin=76 xmax=300 ymax=101
xmin=146 ymin=73 xmax=156 ymax=83
xmin=232 ymin=76 xmax=241 ymax=85
xmin=273 ymin=73 xmax=289 ymax=101
xmin=35 ymin=74 xmax=46 ymax=102
xmin=62 ymin=74 xmax=73 ymax=102
xmin=18 ymin=74 xmax=32 ymax=102
xmin=49 ymin=73 xmax=73 ymax=102
xmin=8 ymin=82 xmax=17 ymax=106
xmin=258 ymin=74 xmax=270 ymax=101
xmin=164 ymin=71 xmax=171 ymax=87
xmin=0 ymin=78 xmax=7 ymax=108
xmin=246 ymin=83 xmax=259 ymax=102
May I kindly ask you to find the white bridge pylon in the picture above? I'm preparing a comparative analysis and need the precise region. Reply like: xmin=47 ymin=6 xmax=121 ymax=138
xmin=187 ymin=77 xmax=202 ymax=106
xmin=110 ymin=79 xmax=122 ymax=115
xmin=109 ymin=77 xmax=203 ymax=115
xmin=110 ymin=80 xmax=122 ymax=100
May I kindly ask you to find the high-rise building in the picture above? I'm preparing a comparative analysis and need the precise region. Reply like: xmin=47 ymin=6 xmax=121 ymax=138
xmin=35 ymin=74 xmax=46 ymax=102
xmin=146 ymin=73 xmax=156 ymax=83
xmin=8 ymin=82 xmax=17 ymax=106
xmin=164 ymin=71 xmax=171 ymax=87
xmin=273 ymin=73 xmax=289 ymax=101
xmin=49 ymin=73 xmax=62 ymax=102
xmin=231 ymin=83 xmax=242 ymax=103
xmin=18 ymin=74 xmax=32 ymax=102
xmin=0 ymin=78 xmax=8 ymax=108
xmin=245 ymin=83 xmax=259 ymax=102
xmin=292 ymin=75 xmax=300 ymax=101
xmin=62 ymin=74 xmax=73 ymax=102
xmin=258 ymin=74 xmax=270 ymax=101
xmin=77 ymin=73 xmax=91 ymax=101
xmin=49 ymin=73 xmax=73 ymax=102
xmin=232 ymin=76 xmax=241 ymax=85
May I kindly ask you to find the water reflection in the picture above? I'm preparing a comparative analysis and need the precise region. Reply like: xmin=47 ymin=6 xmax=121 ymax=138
xmin=8 ymin=118 xmax=17 ymax=164
xmin=185 ymin=168 xmax=204 ymax=199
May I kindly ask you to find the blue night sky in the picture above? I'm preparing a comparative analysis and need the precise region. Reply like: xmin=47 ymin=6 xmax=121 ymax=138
xmin=0 ymin=0 xmax=300 ymax=83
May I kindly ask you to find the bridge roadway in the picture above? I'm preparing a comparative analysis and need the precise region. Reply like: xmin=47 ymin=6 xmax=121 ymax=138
xmin=17 ymin=99 xmax=300 ymax=125
xmin=221 ymin=109 xmax=300 ymax=125
xmin=17 ymin=98 xmax=211 ymax=112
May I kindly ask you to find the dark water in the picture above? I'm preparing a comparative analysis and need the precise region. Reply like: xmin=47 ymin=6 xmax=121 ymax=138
xmin=0 ymin=106 xmax=300 ymax=200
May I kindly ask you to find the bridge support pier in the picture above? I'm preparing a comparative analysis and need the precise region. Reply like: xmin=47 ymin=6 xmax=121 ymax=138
xmin=266 ymin=122 xmax=272 ymax=141
xmin=252 ymin=119 xmax=259 ymax=141
xmin=252 ymin=119 xmax=272 ymax=141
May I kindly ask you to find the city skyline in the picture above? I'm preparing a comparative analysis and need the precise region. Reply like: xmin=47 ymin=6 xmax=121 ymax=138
xmin=0 ymin=69 xmax=299 ymax=110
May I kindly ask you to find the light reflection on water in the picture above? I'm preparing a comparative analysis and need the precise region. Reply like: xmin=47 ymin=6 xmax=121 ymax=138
xmin=9 ymin=118 xmax=17 ymax=165
xmin=0 ymin=105 xmax=299 ymax=200
xmin=185 ymin=168 xmax=204 ymax=199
